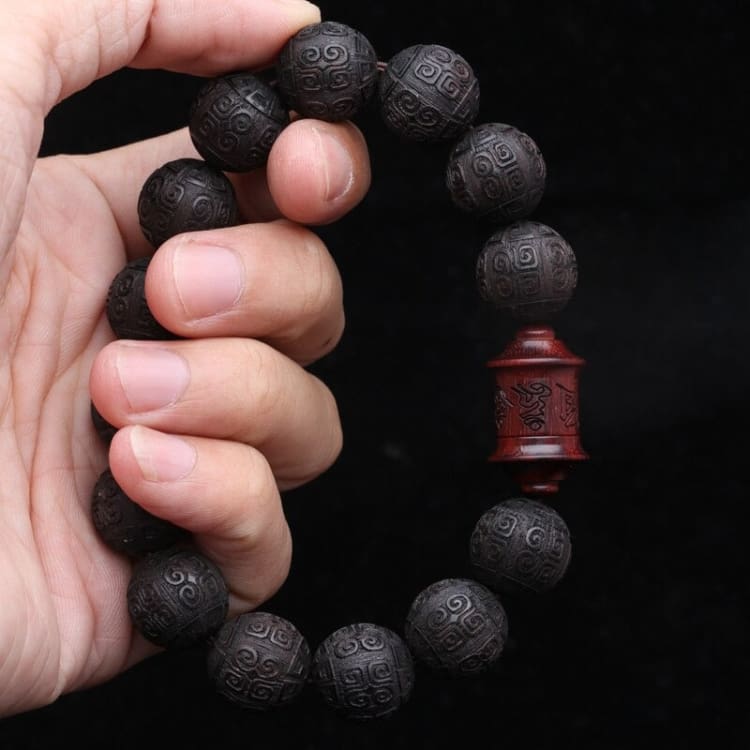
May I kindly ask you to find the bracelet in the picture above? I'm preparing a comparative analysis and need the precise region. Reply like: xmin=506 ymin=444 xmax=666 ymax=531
xmin=89 ymin=19 xmax=587 ymax=721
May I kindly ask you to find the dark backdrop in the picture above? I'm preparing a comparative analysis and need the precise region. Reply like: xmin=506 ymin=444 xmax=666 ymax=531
xmin=2 ymin=1 xmax=747 ymax=747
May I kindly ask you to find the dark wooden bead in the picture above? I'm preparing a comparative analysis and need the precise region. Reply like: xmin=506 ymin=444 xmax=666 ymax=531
xmin=476 ymin=220 xmax=578 ymax=322
xmin=90 ymin=401 xmax=116 ymax=445
xmin=446 ymin=123 xmax=546 ymax=223
xmin=189 ymin=73 xmax=289 ymax=172
xmin=105 ymin=256 xmax=176 ymax=340
xmin=207 ymin=612 xmax=310 ymax=710
xmin=378 ymin=44 xmax=480 ymax=143
xmin=127 ymin=547 xmax=229 ymax=649
xmin=487 ymin=325 xmax=588 ymax=495
xmin=469 ymin=498 xmax=572 ymax=594
xmin=91 ymin=469 xmax=186 ymax=557
xmin=137 ymin=158 xmax=240 ymax=248
xmin=311 ymin=623 xmax=414 ymax=720
xmin=276 ymin=21 xmax=378 ymax=121
xmin=404 ymin=578 xmax=507 ymax=676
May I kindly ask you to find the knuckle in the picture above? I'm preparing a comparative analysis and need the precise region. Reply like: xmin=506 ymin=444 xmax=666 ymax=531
xmin=305 ymin=311 xmax=346 ymax=365
xmin=297 ymin=232 xmax=341 ymax=320
xmin=239 ymin=448 xmax=279 ymax=534
xmin=293 ymin=378 xmax=343 ymax=484
xmin=237 ymin=340 xmax=286 ymax=427
xmin=215 ymin=445 xmax=277 ymax=542
xmin=257 ymin=525 xmax=293 ymax=601
xmin=301 ymin=242 xmax=333 ymax=318
xmin=323 ymin=411 xmax=344 ymax=472
xmin=277 ymin=232 xmax=344 ymax=360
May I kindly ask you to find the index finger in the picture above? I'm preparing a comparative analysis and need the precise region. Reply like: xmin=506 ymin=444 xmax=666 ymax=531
xmin=11 ymin=0 xmax=321 ymax=111
xmin=0 ymin=0 xmax=321 ymax=269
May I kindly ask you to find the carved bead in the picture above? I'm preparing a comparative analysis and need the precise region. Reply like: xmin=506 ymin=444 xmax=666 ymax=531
xmin=90 ymin=401 xmax=116 ymax=445
xmin=311 ymin=622 xmax=415 ymax=720
xmin=476 ymin=220 xmax=578 ymax=322
xmin=487 ymin=325 xmax=588 ymax=495
xmin=189 ymin=73 xmax=289 ymax=172
xmin=276 ymin=21 xmax=378 ymax=121
xmin=91 ymin=469 xmax=186 ymax=557
xmin=105 ymin=257 xmax=176 ymax=340
xmin=404 ymin=578 xmax=507 ymax=676
xmin=378 ymin=44 xmax=480 ymax=143
xmin=138 ymin=158 xmax=240 ymax=248
xmin=446 ymin=123 xmax=546 ymax=223
xmin=469 ymin=498 xmax=572 ymax=595
xmin=207 ymin=612 xmax=311 ymax=710
xmin=127 ymin=548 xmax=229 ymax=649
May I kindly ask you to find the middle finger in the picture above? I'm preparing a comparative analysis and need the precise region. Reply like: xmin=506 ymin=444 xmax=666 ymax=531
xmin=145 ymin=219 xmax=344 ymax=366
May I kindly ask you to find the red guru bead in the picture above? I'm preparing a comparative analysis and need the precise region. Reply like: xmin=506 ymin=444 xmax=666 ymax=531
xmin=487 ymin=325 xmax=588 ymax=496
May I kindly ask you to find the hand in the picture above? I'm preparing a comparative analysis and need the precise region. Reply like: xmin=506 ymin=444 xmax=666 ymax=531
xmin=0 ymin=0 xmax=370 ymax=717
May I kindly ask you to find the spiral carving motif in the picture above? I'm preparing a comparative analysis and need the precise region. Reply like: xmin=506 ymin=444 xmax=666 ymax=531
xmin=137 ymin=158 xmax=239 ymax=248
xmin=447 ymin=123 xmax=546 ymax=222
xmin=276 ymin=21 xmax=378 ymax=121
xmin=91 ymin=469 xmax=186 ymax=557
xmin=311 ymin=623 xmax=414 ymax=720
xmin=404 ymin=578 xmax=507 ymax=675
xmin=207 ymin=612 xmax=311 ymax=710
xmin=105 ymin=256 xmax=176 ymax=341
xmin=189 ymin=73 xmax=289 ymax=172
xmin=127 ymin=548 xmax=229 ymax=649
xmin=469 ymin=498 xmax=572 ymax=594
xmin=475 ymin=220 xmax=577 ymax=322
xmin=379 ymin=44 xmax=480 ymax=142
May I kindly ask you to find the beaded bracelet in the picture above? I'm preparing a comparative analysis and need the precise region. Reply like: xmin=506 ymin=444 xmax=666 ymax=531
xmin=89 ymin=19 xmax=587 ymax=720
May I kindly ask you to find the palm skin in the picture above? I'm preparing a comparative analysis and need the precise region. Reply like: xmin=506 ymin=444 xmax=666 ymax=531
xmin=0 ymin=156 xmax=153 ymax=712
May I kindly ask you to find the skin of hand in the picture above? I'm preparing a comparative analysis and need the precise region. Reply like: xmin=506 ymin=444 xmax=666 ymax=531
xmin=0 ymin=0 xmax=371 ymax=717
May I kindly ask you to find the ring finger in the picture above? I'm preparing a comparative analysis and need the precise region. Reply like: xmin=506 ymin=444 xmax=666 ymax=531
xmin=89 ymin=337 xmax=342 ymax=489
xmin=108 ymin=426 xmax=292 ymax=616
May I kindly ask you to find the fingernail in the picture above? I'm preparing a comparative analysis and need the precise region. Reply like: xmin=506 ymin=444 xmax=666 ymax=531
xmin=275 ymin=0 xmax=321 ymax=17
xmin=313 ymin=126 xmax=354 ymax=202
xmin=130 ymin=425 xmax=197 ymax=482
xmin=172 ymin=241 xmax=244 ymax=321
xmin=115 ymin=345 xmax=190 ymax=413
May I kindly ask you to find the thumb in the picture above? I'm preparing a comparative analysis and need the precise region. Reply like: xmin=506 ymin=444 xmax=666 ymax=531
xmin=0 ymin=0 xmax=320 ymax=276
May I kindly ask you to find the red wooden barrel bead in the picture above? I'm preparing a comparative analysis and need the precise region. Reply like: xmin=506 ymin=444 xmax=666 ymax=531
xmin=488 ymin=325 xmax=588 ymax=496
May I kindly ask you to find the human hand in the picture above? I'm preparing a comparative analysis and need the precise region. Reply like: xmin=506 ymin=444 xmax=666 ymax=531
xmin=0 ymin=0 xmax=370 ymax=717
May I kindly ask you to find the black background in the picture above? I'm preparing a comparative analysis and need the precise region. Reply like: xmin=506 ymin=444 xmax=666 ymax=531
xmin=2 ymin=0 xmax=748 ymax=747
